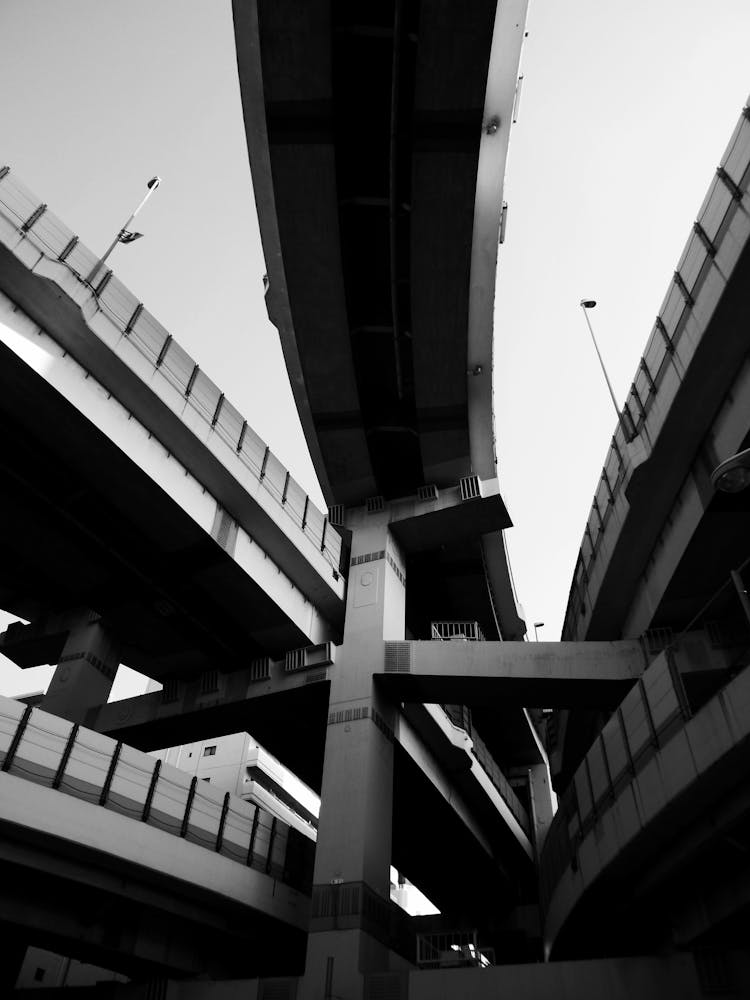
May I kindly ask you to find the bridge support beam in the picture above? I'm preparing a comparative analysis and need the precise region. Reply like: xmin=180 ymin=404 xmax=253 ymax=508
xmin=42 ymin=611 xmax=121 ymax=723
xmin=301 ymin=511 xmax=410 ymax=997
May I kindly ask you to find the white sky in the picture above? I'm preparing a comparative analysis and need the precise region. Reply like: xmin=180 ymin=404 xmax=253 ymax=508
xmin=1 ymin=0 xmax=749 ymax=700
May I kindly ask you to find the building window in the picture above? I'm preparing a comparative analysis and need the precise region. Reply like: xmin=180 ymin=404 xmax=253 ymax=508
xmin=203 ymin=745 xmax=217 ymax=757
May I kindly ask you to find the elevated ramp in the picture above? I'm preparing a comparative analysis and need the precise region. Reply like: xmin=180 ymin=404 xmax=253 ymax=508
xmin=0 ymin=696 xmax=313 ymax=978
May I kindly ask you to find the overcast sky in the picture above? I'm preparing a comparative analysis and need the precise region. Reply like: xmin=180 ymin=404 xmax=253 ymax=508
xmin=1 ymin=0 xmax=749 ymax=699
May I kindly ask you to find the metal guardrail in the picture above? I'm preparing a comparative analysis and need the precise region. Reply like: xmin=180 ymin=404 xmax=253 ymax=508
xmin=416 ymin=929 xmax=494 ymax=969
xmin=0 ymin=696 xmax=314 ymax=895
xmin=563 ymin=102 xmax=750 ymax=640
xmin=431 ymin=621 xmax=485 ymax=641
xmin=0 ymin=169 xmax=343 ymax=580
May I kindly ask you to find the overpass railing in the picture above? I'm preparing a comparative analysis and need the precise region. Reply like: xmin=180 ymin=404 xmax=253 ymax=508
xmin=563 ymin=100 xmax=750 ymax=639
xmin=440 ymin=705 xmax=531 ymax=838
xmin=0 ymin=696 xmax=314 ymax=895
xmin=539 ymin=648 xmax=688 ymax=911
xmin=0 ymin=168 xmax=343 ymax=580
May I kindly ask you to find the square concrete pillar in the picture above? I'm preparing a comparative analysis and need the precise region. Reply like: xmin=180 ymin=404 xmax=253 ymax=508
xmin=300 ymin=511 xmax=410 ymax=996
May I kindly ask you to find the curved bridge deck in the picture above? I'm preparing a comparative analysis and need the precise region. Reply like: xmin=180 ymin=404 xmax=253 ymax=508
xmin=0 ymin=695 xmax=313 ymax=978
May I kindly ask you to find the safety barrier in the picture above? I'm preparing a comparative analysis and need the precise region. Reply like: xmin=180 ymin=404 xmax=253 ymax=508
xmin=539 ymin=650 xmax=688 ymax=910
xmin=0 ymin=696 xmax=313 ymax=895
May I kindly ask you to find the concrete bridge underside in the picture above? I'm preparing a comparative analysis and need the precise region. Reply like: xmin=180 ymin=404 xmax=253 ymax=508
xmin=0 ymin=317 xmax=338 ymax=682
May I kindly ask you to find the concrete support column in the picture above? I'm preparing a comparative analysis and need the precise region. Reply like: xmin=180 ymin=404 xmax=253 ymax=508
xmin=301 ymin=510 xmax=409 ymax=997
xmin=42 ymin=610 xmax=121 ymax=722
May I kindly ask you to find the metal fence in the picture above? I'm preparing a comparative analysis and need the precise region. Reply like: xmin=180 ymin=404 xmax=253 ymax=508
xmin=416 ymin=929 xmax=494 ymax=969
xmin=0 ymin=168 xmax=343 ymax=580
xmin=431 ymin=621 xmax=485 ymax=641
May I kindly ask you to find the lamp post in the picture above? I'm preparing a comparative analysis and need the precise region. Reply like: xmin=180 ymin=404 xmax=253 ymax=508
xmin=86 ymin=176 xmax=162 ymax=286
xmin=533 ymin=621 xmax=544 ymax=642
xmin=579 ymin=299 xmax=633 ymax=440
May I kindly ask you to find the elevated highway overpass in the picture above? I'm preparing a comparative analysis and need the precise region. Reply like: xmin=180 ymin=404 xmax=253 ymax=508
xmin=0 ymin=155 xmax=547 ymax=985
xmin=537 ymin=97 xmax=750 ymax=973
xmin=234 ymin=0 xmax=528 ymax=642
xmin=0 ymin=695 xmax=312 ymax=980
xmin=0 ymin=168 xmax=345 ymax=702
xmin=552 ymin=96 xmax=750 ymax=793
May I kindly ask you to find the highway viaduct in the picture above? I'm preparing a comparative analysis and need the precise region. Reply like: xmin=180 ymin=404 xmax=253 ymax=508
xmin=1 ymin=5 xmax=749 ymax=1000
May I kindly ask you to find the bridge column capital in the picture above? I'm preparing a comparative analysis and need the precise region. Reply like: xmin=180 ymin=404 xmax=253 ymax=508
xmin=42 ymin=610 xmax=121 ymax=723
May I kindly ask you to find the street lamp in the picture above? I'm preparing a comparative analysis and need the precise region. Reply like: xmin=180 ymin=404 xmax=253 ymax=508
xmin=533 ymin=621 xmax=544 ymax=642
xmin=86 ymin=176 xmax=162 ymax=286
xmin=710 ymin=448 xmax=750 ymax=493
xmin=579 ymin=299 xmax=633 ymax=440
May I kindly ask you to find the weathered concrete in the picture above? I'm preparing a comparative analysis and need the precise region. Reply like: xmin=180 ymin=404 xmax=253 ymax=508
xmin=378 ymin=639 xmax=646 ymax=706
xmin=42 ymin=611 xmax=121 ymax=723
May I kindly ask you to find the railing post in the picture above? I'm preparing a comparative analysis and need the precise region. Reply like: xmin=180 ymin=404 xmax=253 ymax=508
xmin=266 ymin=817 xmax=278 ymax=874
xmin=99 ymin=741 xmax=122 ymax=805
xmin=638 ymin=677 xmax=659 ymax=749
xmin=180 ymin=776 xmax=198 ymax=837
xmin=1 ymin=705 xmax=33 ymax=773
xmin=142 ymin=759 xmax=162 ymax=822
xmin=247 ymin=806 xmax=260 ymax=867
xmin=216 ymin=792 xmax=231 ymax=853
xmin=237 ymin=420 xmax=248 ymax=453
xmin=52 ymin=723 xmax=79 ymax=790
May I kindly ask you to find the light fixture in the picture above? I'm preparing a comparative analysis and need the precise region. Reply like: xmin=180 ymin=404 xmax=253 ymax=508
xmin=711 ymin=448 xmax=750 ymax=493
xmin=579 ymin=298 xmax=634 ymax=440
xmin=87 ymin=175 xmax=163 ymax=286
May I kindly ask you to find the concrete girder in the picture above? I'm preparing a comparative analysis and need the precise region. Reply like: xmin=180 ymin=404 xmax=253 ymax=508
xmin=377 ymin=639 xmax=646 ymax=707
xmin=87 ymin=658 xmax=333 ymax=791
xmin=396 ymin=703 xmax=533 ymax=862
xmin=0 ymin=294 xmax=338 ymax=671
xmin=386 ymin=480 xmax=511 ymax=551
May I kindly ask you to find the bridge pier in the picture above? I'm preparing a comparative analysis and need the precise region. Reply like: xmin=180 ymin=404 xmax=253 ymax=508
xmin=42 ymin=611 xmax=121 ymax=723
xmin=301 ymin=511 xmax=410 ymax=996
